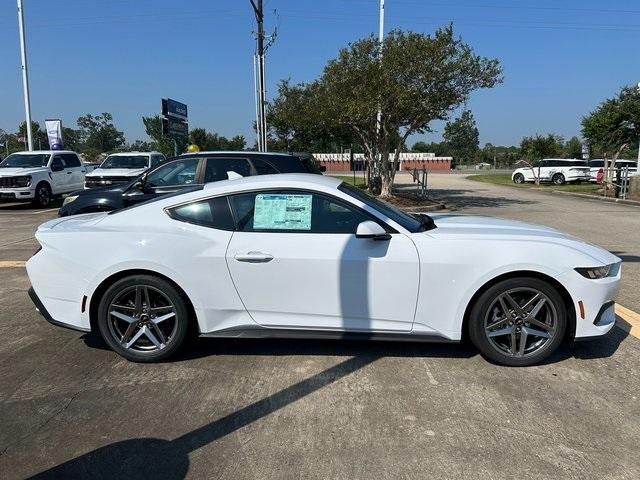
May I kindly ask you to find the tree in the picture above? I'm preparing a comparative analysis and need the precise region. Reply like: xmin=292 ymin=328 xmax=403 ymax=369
xmin=188 ymin=128 xmax=246 ymax=151
xmin=142 ymin=115 xmax=178 ymax=157
xmin=18 ymin=121 xmax=49 ymax=150
xmin=520 ymin=134 xmax=564 ymax=161
xmin=61 ymin=127 xmax=83 ymax=152
xmin=563 ymin=136 xmax=583 ymax=159
xmin=582 ymin=85 xmax=640 ymax=161
xmin=316 ymin=26 xmax=502 ymax=196
xmin=77 ymin=113 xmax=125 ymax=155
xmin=442 ymin=110 xmax=479 ymax=166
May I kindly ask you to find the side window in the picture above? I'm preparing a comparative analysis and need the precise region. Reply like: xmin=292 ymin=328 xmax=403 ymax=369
xmin=62 ymin=153 xmax=81 ymax=167
xmin=251 ymin=158 xmax=278 ymax=175
xmin=51 ymin=156 xmax=64 ymax=170
xmin=146 ymin=159 xmax=199 ymax=187
xmin=166 ymin=196 xmax=235 ymax=230
xmin=204 ymin=158 xmax=252 ymax=183
xmin=539 ymin=161 xmax=548 ymax=168
xmin=229 ymin=191 xmax=375 ymax=234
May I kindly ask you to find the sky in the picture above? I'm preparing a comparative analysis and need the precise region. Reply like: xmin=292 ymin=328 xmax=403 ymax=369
xmin=0 ymin=0 xmax=638 ymax=148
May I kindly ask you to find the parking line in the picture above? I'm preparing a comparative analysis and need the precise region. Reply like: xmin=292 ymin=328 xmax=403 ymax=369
xmin=0 ymin=261 xmax=26 ymax=268
xmin=616 ymin=305 xmax=640 ymax=339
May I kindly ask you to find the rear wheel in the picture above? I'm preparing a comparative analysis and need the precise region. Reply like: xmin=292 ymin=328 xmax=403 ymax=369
xmin=32 ymin=182 xmax=52 ymax=208
xmin=97 ymin=275 xmax=189 ymax=362
xmin=468 ymin=277 xmax=567 ymax=366
xmin=552 ymin=173 xmax=565 ymax=185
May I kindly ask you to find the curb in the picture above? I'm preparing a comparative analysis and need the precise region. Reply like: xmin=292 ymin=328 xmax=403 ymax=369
xmin=552 ymin=190 xmax=640 ymax=207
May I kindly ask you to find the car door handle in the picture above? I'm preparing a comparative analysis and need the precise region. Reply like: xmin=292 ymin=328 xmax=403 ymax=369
xmin=234 ymin=251 xmax=274 ymax=263
xmin=67 ymin=171 xmax=72 ymax=174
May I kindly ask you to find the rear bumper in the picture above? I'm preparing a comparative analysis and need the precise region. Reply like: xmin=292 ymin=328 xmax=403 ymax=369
xmin=28 ymin=287 xmax=90 ymax=332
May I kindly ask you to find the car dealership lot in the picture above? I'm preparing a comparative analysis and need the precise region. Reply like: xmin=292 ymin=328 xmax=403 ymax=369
xmin=1 ymin=178 xmax=639 ymax=479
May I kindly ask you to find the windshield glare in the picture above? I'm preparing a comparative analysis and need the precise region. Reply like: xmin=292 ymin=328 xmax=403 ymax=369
xmin=101 ymin=155 xmax=149 ymax=169
xmin=0 ymin=153 xmax=50 ymax=168
xmin=338 ymin=182 xmax=426 ymax=232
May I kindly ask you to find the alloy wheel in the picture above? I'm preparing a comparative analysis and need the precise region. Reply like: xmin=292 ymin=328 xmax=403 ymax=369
xmin=107 ymin=285 xmax=178 ymax=353
xmin=37 ymin=186 xmax=50 ymax=206
xmin=483 ymin=287 xmax=557 ymax=358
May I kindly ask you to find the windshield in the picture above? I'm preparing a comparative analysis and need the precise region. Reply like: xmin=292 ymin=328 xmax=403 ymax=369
xmin=338 ymin=182 xmax=430 ymax=232
xmin=0 ymin=153 xmax=50 ymax=168
xmin=100 ymin=155 xmax=149 ymax=169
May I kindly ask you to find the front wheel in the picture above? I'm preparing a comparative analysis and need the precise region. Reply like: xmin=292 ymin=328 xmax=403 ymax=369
xmin=468 ymin=277 xmax=567 ymax=366
xmin=97 ymin=275 xmax=190 ymax=362
xmin=32 ymin=182 xmax=52 ymax=208
xmin=513 ymin=173 xmax=525 ymax=184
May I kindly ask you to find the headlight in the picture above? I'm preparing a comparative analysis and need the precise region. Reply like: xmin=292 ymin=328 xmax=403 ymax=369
xmin=14 ymin=176 xmax=32 ymax=187
xmin=575 ymin=264 xmax=617 ymax=279
xmin=62 ymin=195 xmax=79 ymax=206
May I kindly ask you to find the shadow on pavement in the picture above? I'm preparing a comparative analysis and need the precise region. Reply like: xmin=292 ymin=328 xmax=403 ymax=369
xmin=426 ymin=188 xmax=538 ymax=209
xmin=609 ymin=251 xmax=640 ymax=263
xmin=30 ymin=354 xmax=379 ymax=480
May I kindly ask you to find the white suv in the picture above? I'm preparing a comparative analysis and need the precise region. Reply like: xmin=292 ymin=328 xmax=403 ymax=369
xmin=512 ymin=159 xmax=591 ymax=185
xmin=84 ymin=151 xmax=165 ymax=189
xmin=588 ymin=159 xmax=637 ymax=182
xmin=0 ymin=150 xmax=93 ymax=207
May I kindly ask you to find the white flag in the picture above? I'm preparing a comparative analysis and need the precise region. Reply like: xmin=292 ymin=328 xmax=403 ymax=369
xmin=44 ymin=119 xmax=64 ymax=149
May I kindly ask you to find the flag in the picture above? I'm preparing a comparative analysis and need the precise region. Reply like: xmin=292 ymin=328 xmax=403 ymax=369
xmin=45 ymin=119 xmax=64 ymax=149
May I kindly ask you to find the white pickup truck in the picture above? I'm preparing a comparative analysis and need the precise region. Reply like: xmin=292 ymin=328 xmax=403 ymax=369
xmin=84 ymin=151 xmax=165 ymax=189
xmin=0 ymin=150 xmax=95 ymax=207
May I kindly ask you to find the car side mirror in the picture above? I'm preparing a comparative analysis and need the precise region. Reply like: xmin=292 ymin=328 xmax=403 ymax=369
xmin=51 ymin=162 xmax=64 ymax=172
xmin=319 ymin=165 xmax=327 ymax=172
xmin=356 ymin=220 xmax=391 ymax=241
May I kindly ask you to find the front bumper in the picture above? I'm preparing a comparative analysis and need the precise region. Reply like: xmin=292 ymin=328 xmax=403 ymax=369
xmin=84 ymin=177 xmax=132 ymax=189
xmin=0 ymin=187 xmax=35 ymax=200
xmin=28 ymin=287 xmax=90 ymax=332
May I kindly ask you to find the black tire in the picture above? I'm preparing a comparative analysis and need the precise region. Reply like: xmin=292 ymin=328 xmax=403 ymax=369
xmin=513 ymin=173 xmax=525 ymax=184
xmin=552 ymin=173 xmax=565 ymax=185
xmin=468 ymin=277 xmax=567 ymax=366
xmin=97 ymin=275 xmax=190 ymax=362
xmin=32 ymin=182 xmax=52 ymax=208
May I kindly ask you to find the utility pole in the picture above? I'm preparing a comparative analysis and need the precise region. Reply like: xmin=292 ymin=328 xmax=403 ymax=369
xmin=17 ymin=0 xmax=33 ymax=151
xmin=250 ymin=0 xmax=268 ymax=152
xmin=374 ymin=0 xmax=385 ymax=176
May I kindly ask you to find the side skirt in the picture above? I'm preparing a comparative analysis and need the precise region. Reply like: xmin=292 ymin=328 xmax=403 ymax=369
xmin=200 ymin=326 xmax=458 ymax=344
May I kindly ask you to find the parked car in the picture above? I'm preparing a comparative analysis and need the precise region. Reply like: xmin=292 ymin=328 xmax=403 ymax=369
xmin=84 ymin=151 xmax=165 ymax=189
xmin=587 ymin=159 xmax=637 ymax=183
xmin=512 ymin=159 xmax=591 ymax=185
xmin=29 ymin=174 xmax=620 ymax=366
xmin=0 ymin=150 xmax=95 ymax=207
xmin=59 ymin=151 xmax=321 ymax=216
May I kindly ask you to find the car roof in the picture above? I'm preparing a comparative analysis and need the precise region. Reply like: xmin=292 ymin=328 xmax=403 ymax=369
xmin=107 ymin=151 xmax=155 ymax=156
xmin=542 ymin=158 xmax=585 ymax=161
xmin=12 ymin=150 xmax=76 ymax=155
xmin=202 ymin=173 xmax=341 ymax=191
xmin=180 ymin=151 xmax=297 ymax=157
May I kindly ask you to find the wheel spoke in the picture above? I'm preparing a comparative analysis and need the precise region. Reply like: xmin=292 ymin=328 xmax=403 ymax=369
xmin=110 ymin=310 xmax=136 ymax=323
xmin=522 ymin=326 xmax=550 ymax=339
xmin=527 ymin=318 xmax=552 ymax=331
xmin=522 ymin=293 xmax=541 ymax=313
xmin=503 ymin=293 xmax=525 ymax=317
xmin=143 ymin=326 xmax=165 ymax=349
xmin=509 ymin=329 xmax=517 ymax=354
xmin=149 ymin=323 xmax=167 ymax=346
xmin=153 ymin=311 xmax=175 ymax=324
xmin=487 ymin=318 xmax=509 ymax=330
xmin=487 ymin=326 xmax=514 ymax=338
xmin=517 ymin=329 xmax=528 ymax=356
xmin=134 ymin=286 xmax=143 ymax=314
xmin=121 ymin=322 xmax=139 ymax=344
xmin=527 ymin=298 xmax=546 ymax=319
xmin=497 ymin=296 xmax=511 ymax=318
xmin=143 ymin=287 xmax=151 ymax=310
xmin=111 ymin=304 xmax=135 ymax=311
xmin=150 ymin=305 xmax=173 ymax=313
xmin=124 ymin=326 xmax=146 ymax=349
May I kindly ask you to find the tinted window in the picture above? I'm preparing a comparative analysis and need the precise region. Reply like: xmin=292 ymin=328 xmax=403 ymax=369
xmin=0 ymin=153 xmax=50 ymax=168
xmin=146 ymin=159 xmax=199 ymax=187
xmin=51 ymin=156 xmax=65 ymax=169
xmin=62 ymin=153 xmax=81 ymax=167
xmin=262 ymin=155 xmax=307 ymax=173
xmin=167 ymin=196 xmax=235 ymax=230
xmin=251 ymin=158 xmax=279 ymax=175
xmin=589 ymin=160 xmax=604 ymax=168
xmin=229 ymin=190 xmax=375 ymax=234
xmin=204 ymin=158 xmax=252 ymax=182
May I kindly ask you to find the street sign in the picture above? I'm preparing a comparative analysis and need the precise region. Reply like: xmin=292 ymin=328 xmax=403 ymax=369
xmin=161 ymin=98 xmax=188 ymax=140
xmin=162 ymin=98 xmax=188 ymax=121
xmin=162 ymin=117 xmax=189 ymax=137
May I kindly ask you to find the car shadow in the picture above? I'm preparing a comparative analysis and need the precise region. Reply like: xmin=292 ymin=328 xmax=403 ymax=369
xmin=425 ymin=188 xmax=538 ymax=209
xmin=0 ymin=198 xmax=62 ymax=212
xmin=609 ymin=251 xmax=640 ymax=263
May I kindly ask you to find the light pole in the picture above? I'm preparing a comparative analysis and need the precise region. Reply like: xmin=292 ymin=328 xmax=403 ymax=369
xmin=17 ymin=0 xmax=33 ymax=151
xmin=637 ymin=82 xmax=640 ymax=163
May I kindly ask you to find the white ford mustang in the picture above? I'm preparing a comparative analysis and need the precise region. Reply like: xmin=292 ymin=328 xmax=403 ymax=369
xmin=26 ymin=174 xmax=621 ymax=366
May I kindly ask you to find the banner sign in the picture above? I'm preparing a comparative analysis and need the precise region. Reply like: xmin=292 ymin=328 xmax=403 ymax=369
xmin=161 ymin=98 xmax=188 ymax=139
xmin=44 ymin=119 xmax=64 ymax=149
xmin=162 ymin=117 xmax=189 ymax=138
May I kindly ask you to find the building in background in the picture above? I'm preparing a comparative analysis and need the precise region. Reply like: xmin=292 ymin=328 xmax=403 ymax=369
xmin=312 ymin=152 xmax=452 ymax=172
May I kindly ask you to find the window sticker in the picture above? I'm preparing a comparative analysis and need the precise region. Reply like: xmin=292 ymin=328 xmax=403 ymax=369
xmin=253 ymin=194 xmax=312 ymax=230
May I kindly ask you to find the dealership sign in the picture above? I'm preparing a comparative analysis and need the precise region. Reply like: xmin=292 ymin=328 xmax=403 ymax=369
xmin=161 ymin=98 xmax=188 ymax=139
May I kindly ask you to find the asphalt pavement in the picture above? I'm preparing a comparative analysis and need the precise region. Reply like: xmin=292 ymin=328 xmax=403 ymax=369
xmin=0 ymin=177 xmax=639 ymax=480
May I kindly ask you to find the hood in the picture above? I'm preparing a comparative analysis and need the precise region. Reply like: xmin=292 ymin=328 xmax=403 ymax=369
xmin=0 ymin=167 xmax=47 ymax=176
xmin=86 ymin=167 xmax=146 ymax=178
xmin=428 ymin=214 xmax=619 ymax=265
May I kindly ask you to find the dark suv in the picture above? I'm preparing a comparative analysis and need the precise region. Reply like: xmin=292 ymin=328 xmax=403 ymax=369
xmin=59 ymin=151 xmax=321 ymax=216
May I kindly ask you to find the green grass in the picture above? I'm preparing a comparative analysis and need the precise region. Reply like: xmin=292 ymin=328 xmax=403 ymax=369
xmin=467 ymin=174 xmax=600 ymax=193
xmin=334 ymin=175 xmax=367 ymax=187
